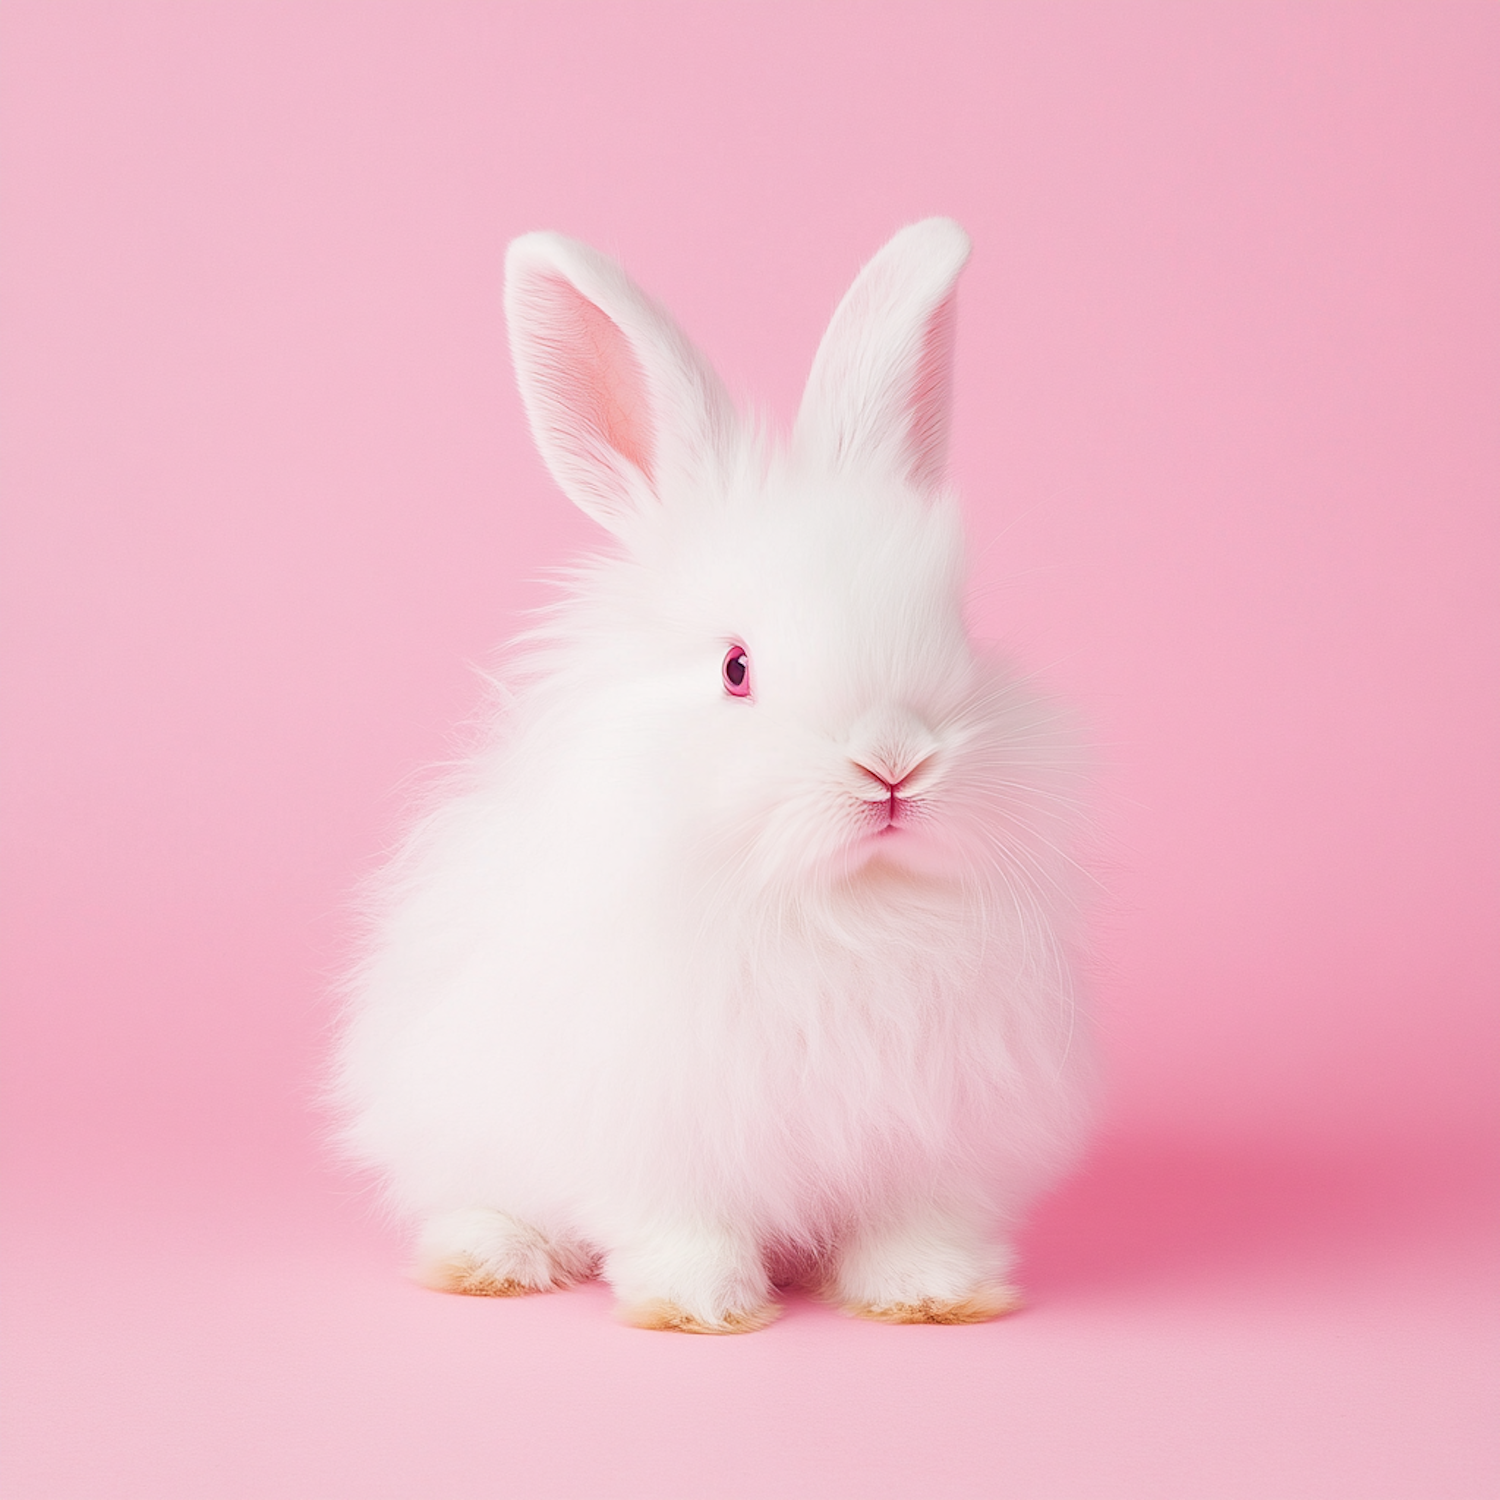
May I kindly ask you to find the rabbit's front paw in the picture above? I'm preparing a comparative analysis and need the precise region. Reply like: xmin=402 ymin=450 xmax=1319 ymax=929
xmin=617 ymin=1298 xmax=781 ymax=1334
xmin=414 ymin=1209 xmax=593 ymax=1297
xmin=605 ymin=1221 xmax=778 ymax=1334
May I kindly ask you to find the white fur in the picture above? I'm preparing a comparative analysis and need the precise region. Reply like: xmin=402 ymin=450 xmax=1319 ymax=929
xmin=333 ymin=220 xmax=1092 ymax=1328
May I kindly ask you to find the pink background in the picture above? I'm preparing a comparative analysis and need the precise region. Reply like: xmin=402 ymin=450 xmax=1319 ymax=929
xmin=3 ymin=4 xmax=1496 ymax=1496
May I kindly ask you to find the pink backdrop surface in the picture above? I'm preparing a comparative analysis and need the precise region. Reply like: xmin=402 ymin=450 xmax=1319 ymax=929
xmin=2 ymin=4 xmax=1496 ymax=1497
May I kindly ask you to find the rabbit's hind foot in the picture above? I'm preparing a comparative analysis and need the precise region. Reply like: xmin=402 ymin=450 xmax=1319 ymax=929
xmin=842 ymin=1283 xmax=1022 ymax=1325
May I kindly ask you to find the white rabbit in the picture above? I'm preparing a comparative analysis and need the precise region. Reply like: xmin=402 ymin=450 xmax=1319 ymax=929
xmin=333 ymin=219 xmax=1091 ymax=1333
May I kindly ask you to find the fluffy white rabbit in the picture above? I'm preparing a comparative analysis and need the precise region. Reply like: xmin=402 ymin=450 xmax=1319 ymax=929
xmin=334 ymin=219 xmax=1091 ymax=1333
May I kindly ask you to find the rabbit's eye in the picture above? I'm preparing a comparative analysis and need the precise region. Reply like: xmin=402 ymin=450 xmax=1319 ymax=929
xmin=722 ymin=645 xmax=751 ymax=698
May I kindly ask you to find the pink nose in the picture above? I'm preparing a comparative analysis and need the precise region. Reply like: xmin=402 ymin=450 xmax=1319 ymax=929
xmin=853 ymin=754 xmax=929 ymax=794
xmin=855 ymin=763 xmax=900 ymax=794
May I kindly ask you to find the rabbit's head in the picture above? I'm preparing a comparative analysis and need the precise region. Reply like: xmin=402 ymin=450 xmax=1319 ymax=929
xmin=505 ymin=223 xmax=1063 ymax=901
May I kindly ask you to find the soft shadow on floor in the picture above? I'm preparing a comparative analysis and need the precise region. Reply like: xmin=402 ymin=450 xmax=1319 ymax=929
xmin=1020 ymin=1129 xmax=1497 ymax=1301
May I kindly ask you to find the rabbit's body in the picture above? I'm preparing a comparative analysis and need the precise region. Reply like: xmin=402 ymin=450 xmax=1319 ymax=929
xmin=335 ymin=222 xmax=1090 ymax=1331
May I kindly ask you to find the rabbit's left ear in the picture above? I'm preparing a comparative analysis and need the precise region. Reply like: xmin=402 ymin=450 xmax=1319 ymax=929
xmin=794 ymin=218 xmax=971 ymax=493
xmin=505 ymin=233 xmax=736 ymax=537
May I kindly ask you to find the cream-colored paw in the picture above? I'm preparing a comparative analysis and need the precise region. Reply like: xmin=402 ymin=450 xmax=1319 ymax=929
xmin=417 ymin=1255 xmax=540 ymax=1297
xmin=830 ymin=1213 xmax=1020 ymax=1324
xmin=413 ymin=1208 xmax=591 ymax=1298
xmin=842 ymin=1283 xmax=1023 ymax=1325
xmin=616 ymin=1298 xmax=782 ymax=1334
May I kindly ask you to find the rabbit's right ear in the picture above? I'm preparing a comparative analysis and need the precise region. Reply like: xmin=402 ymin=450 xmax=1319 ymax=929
xmin=794 ymin=219 xmax=971 ymax=494
xmin=505 ymin=234 xmax=735 ymax=536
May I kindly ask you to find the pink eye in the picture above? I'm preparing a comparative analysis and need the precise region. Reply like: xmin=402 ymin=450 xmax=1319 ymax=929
xmin=722 ymin=644 xmax=751 ymax=698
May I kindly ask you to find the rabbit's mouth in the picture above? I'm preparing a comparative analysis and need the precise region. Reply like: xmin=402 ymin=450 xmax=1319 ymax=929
xmin=861 ymin=791 xmax=929 ymax=841
xmin=841 ymin=799 xmax=955 ymax=885
xmin=855 ymin=792 xmax=902 ymax=835
xmin=851 ymin=750 xmax=936 ymax=839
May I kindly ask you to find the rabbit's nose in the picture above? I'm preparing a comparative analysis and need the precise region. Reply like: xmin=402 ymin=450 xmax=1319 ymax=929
xmin=847 ymin=709 xmax=939 ymax=793
xmin=852 ymin=760 xmax=897 ymax=799
xmin=851 ymin=752 xmax=935 ymax=795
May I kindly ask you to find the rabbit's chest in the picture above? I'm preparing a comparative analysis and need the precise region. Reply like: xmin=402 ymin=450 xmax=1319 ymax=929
xmin=680 ymin=936 xmax=1007 ymax=1129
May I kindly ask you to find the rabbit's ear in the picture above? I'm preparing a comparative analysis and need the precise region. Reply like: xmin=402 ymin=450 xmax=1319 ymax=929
xmin=505 ymin=234 xmax=734 ymax=535
xmin=794 ymin=218 xmax=971 ymax=493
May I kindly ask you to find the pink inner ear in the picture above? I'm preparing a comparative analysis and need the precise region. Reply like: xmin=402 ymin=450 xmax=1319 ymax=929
xmin=905 ymin=288 xmax=957 ymax=491
xmin=537 ymin=273 xmax=656 ymax=482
